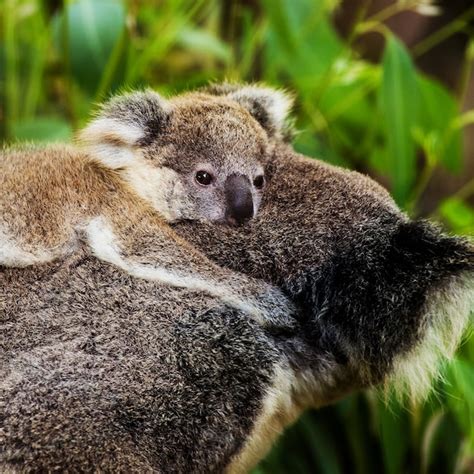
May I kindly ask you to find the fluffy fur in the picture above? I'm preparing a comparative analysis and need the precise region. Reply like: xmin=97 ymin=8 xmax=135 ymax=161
xmin=0 ymin=252 xmax=286 ymax=473
xmin=0 ymin=88 xmax=473 ymax=472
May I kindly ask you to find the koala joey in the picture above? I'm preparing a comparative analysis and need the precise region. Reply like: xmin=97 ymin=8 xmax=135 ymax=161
xmin=0 ymin=85 xmax=295 ymax=325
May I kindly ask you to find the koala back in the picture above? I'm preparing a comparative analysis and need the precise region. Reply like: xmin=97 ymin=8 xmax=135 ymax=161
xmin=0 ymin=251 xmax=290 ymax=473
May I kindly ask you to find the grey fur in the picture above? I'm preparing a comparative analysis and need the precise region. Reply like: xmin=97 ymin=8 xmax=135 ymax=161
xmin=1 ymin=89 xmax=473 ymax=472
xmin=1 ymin=251 xmax=283 ymax=473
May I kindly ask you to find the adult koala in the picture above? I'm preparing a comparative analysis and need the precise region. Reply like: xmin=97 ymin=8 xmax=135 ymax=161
xmin=1 ymin=86 xmax=473 ymax=473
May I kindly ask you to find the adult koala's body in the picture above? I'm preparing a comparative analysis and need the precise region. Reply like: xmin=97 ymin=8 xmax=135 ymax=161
xmin=1 ymin=119 xmax=473 ymax=471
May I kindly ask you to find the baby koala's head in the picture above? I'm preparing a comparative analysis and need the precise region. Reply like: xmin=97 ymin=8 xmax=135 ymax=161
xmin=79 ymin=84 xmax=293 ymax=225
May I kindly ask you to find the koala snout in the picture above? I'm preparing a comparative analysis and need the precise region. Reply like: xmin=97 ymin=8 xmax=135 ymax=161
xmin=224 ymin=174 xmax=254 ymax=225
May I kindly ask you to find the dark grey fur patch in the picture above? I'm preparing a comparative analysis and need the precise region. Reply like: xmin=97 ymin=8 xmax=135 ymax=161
xmin=247 ymin=98 xmax=273 ymax=135
xmin=289 ymin=220 xmax=474 ymax=382
xmin=0 ymin=253 xmax=282 ymax=473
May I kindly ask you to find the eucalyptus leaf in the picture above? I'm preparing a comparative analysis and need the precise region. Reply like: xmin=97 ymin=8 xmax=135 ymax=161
xmin=417 ymin=75 xmax=462 ymax=172
xmin=446 ymin=359 xmax=474 ymax=450
xmin=52 ymin=0 xmax=128 ymax=95
xmin=261 ymin=0 xmax=343 ymax=93
xmin=439 ymin=198 xmax=474 ymax=235
xmin=380 ymin=36 xmax=419 ymax=207
xmin=177 ymin=28 xmax=231 ymax=63
xmin=376 ymin=398 xmax=410 ymax=474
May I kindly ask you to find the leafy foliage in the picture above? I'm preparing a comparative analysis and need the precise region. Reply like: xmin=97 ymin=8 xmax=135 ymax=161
xmin=1 ymin=0 xmax=473 ymax=472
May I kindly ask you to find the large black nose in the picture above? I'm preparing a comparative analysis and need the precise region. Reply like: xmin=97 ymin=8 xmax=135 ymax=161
xmin=224 ymin=174 xmax=254 ymax=225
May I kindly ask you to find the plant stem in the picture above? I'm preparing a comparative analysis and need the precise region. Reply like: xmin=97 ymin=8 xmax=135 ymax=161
xmin=363 ymin=0 xmax=418 ymax=25
xmin=412 ymin=6 xmax=474 ymax=58
xmin=61 ymin=1 xmax=80 ymax=130
xmin=451 ymin=178 xmax=474 ymax=202
xmin=457 ymin=40 xmax=474 ymax=105
xmin=355 ymin=21 xmax=393 ymax=39
xmin=347 ymin=0 xmax=373 ymax=46
xmin=408 ymin=152 xmax=437 ymax=216
xmin=24 ymin=2 xmax=48 ymax=119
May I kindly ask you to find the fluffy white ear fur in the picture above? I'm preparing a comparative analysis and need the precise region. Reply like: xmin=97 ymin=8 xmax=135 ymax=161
xmin=78 ymin=118 xmax=145 ymax=169
xmin=227 ymin=85 xmax=294 ymax=138
xmin=385 ymin=272 xmax=474 ymax=402
xmin=77 ymin=89 xmax=169 ymax=170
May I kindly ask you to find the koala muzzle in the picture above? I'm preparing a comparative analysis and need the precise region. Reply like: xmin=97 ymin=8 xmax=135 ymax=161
xmin=225 ymin=174 xmax=254 ymax=225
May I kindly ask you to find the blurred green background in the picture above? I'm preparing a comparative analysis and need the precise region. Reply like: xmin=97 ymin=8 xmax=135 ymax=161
xmin=1 ymin=0 xmax=473 ymax=472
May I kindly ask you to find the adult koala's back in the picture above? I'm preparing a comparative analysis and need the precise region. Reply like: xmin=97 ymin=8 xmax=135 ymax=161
xmin=1 ymin=252 xmax=288 ymax=473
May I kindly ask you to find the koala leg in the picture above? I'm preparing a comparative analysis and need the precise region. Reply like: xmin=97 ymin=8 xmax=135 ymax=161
xmin=84 ymin=209 xmax=296 ymax=329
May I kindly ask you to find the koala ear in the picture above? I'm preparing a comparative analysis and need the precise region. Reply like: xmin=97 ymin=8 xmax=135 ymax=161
xmin=206 ymin=83 xmax=294 ymax=139
xmin=301 ymin=219 xmax=473 ymax=401
xmin=78 ymin=90 xmax=170 ymax=169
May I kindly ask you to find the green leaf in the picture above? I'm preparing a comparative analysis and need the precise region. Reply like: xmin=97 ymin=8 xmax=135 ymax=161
xmin=420 ymin=410 xmax=445 ymax=474
xmin=376 ymin=399 xmax=410 ymax=474
xmin=293 ymin=132 xmax=349 ymax=167
xmin=177 ymin=27 xmax=231 ymax=63
xmin=439 ymin=198 xmax=474 ymax=235
xmin=52 ymin=0 xmax=128 ymax=95
xmin=261 ymin=0 xmax=343 ymax=93
xmin=445 ymin=359 xmax=474 ymax=451
xmin=298 ymin=415 xmax=344 ymax=474
xmin=11 ymin=117 xmax=72 ymax=142
xmin=320 ymin=59 xmax=380 ymax=125
xmin=418 ymin=408 xmax=464 ymax=474
xmin=380 ymin=36 xmax=419 ymax=207
xmin=337 ymin=395 xmax=376 ymax=474
xmin=368 ymin=146 xmax=390 ymax=175
xmin=416 ymin=75 xmax=462 ymax=172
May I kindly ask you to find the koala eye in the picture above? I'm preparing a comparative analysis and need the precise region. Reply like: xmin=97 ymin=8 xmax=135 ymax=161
xmin=195 ymin=170 xmax=214 ymax=186
xmin=253 ymin=175 xmax=265 ymax=189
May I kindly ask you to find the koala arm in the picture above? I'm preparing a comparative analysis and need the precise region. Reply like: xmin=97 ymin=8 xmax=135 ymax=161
xmin=84 ymin=196 xmax=296 ymax=330
xmin=174 ymin=143 xmax=474 ymax=401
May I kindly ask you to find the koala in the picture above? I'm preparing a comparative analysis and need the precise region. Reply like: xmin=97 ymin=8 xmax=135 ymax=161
xmin=1 ymin=117 xmax=472 ymax=473
xmin=0 ymin=86 xmax=295 ymax=325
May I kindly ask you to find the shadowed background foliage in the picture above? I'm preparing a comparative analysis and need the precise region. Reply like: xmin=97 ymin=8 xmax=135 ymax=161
xmin=1 ymin=0 xmax=473 ymax=472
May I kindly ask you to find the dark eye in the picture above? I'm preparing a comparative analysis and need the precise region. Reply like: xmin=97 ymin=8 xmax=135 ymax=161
xmin=253 ymin=175 xmax=265 ymax=189
xmin=195 ymin=170 xmax=213 ymax=186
